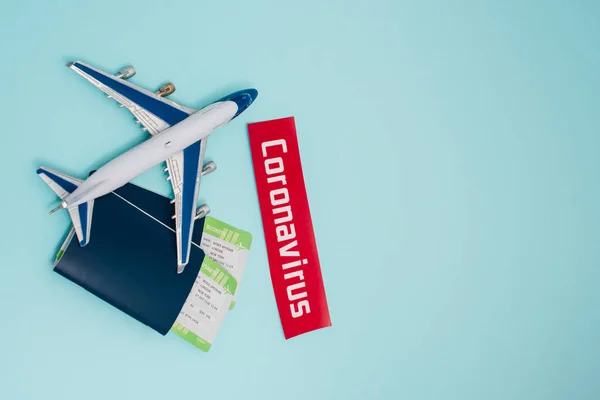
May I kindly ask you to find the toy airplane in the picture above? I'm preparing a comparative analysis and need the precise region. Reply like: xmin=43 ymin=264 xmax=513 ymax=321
xmin=37 ymin=60 xmax=257 ymax=274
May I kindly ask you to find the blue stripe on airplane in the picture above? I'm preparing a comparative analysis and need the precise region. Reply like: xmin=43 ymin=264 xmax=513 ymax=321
xmin=180 ymin=140 xmax=202 ymax=263
xmin=78 ymin=202 xmax=88 ymax=245
xmin=37 ymin=168 xmax=78 ymax=193
xmin=73 ymin=63 xmax=190 ymax=126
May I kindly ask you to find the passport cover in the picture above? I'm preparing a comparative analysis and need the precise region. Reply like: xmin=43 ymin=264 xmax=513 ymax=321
xmin=53 ymin=181 xmax=205 ymax=335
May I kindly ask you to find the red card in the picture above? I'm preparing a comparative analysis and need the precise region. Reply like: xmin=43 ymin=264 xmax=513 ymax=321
xmin=248 ymin=117 xmax=331 ymax=339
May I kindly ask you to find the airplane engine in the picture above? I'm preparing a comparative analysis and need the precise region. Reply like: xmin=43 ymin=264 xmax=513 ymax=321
xmin=156 ymin=82 xmax=176 ymax=97
xmin=115 ymin=66 xmax=136 ymax=80
xmin=195 ymin=204 xmax=210 ymax=220
xmin=201 ymin=161 xmax=216 ymax=176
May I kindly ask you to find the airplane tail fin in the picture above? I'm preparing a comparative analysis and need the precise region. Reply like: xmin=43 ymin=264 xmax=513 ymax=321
xmin=37 ymin=166 xmax=94 ymax=247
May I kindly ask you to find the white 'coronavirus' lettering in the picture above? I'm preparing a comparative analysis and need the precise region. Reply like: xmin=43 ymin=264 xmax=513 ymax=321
xmin=263 ymin=139 xmax=311 ymax=319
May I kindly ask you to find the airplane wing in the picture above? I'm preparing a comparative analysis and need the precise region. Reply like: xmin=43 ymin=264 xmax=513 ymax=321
xmin=172 ymin=138 xmax=208 ymax=273
xmin=68 ymin=60 xmax=195 ymax=134
xmin=68 ymin=60 xmax=207 ymax=272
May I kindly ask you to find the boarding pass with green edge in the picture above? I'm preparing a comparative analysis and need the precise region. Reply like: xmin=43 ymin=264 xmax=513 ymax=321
xmin=171 ymin=216 xmax=252 ymax=351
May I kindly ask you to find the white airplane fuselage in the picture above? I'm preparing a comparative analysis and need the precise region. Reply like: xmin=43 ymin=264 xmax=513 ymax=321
xmin=63 ymin=100 xmax=238 ymax=208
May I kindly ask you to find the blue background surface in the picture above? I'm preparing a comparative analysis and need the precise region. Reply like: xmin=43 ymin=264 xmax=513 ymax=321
xmin=1 ymin=1 xmax=599 ymax=399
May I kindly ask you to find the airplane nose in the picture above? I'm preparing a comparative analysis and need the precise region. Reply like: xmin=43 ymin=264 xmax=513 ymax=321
xmin=247 ymin=88 xmax=258 ymax=100
xmin=230 ymin=89 xmax=258 ymax=118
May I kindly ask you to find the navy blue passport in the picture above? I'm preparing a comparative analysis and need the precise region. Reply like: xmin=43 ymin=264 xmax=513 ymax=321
xmin=54 ymin=182 xmax=205 ymax=335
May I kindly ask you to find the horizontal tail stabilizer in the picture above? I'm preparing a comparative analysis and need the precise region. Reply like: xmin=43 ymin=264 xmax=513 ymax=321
xmin=37 ymin=166 xmax=94 ymax=246
xmin=67 ymin=200 xmax=94 ymax=246
xmin=37 ymin=166 xmax=82 ymax=199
